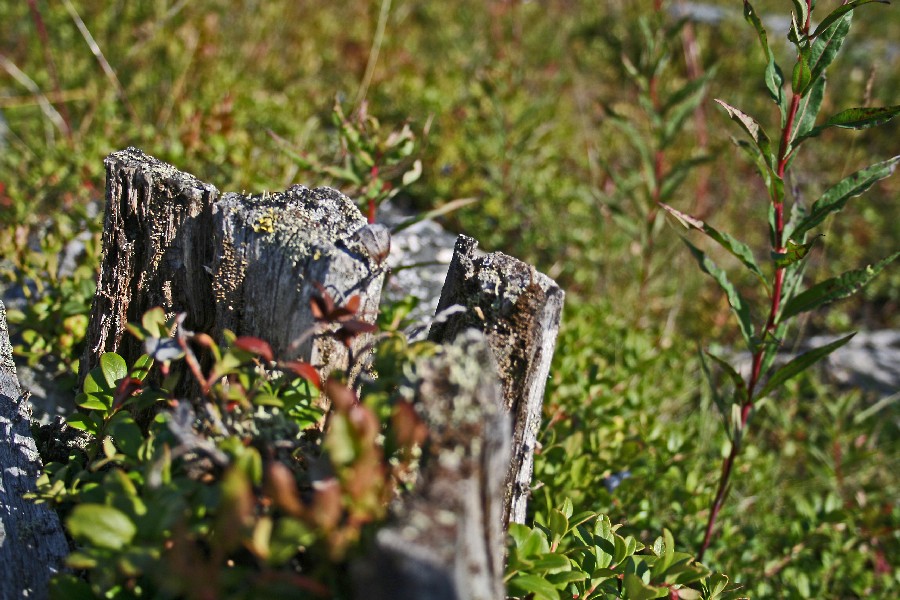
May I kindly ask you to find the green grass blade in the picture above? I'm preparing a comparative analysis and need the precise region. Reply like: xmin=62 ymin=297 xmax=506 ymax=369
xmin=757 ymin=333 xmax=855 ymax=399
xmin=684 ymin=238 xmax=757 ymax=352
xmin=793 ymin=155 xmax=900 ymax=238
xmin=780 ymin=252 xmax=900 ymax=321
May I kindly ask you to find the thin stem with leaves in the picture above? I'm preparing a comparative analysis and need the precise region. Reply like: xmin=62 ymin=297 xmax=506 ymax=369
xmin=660 ymin=0 xmax=899 ymax=562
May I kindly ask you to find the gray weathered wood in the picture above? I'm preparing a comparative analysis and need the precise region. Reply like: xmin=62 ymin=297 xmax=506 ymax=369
xmin=0 ymin=301 xmax=69 ymax=599
xmin=81 ymin=148 xmax=385 ymax=387
xmin=353 ymin=330 xmax=509 ymax=600
xmin=429 ymin=235 xmax=564 ymax=527
xmin=212 ymin=187 xmax=386 ymax=378
xmin=80 ymin=147 xmax=219 ymax=382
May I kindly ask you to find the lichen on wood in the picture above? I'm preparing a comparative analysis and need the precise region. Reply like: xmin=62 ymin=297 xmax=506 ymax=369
xmin=81 ymin=148 xmax=386 ymax=389
xmin=429 ymin=235 xmax=564 ymax=527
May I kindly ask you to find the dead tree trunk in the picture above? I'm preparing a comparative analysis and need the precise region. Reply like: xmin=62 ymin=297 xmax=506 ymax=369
xmin=0 ymin=301 xmax=69 ymax=600
xmin=353 ymin=330 xmax=510 ymax=600
xmin=80 ymin=148 xmax=385 ymax=388
xmin=429 ymin=235 xmax=564 ymax=527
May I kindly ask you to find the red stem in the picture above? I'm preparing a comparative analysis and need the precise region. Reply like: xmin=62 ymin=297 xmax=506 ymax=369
xmin=698 ymin=26 xmax=808 ymax=562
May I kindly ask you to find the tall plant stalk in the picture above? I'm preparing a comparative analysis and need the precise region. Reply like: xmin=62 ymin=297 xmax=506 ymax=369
xmin=660 ymin=0 xmax=900 ymax=562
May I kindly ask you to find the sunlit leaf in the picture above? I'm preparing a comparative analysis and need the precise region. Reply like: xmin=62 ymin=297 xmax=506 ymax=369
xmin=797 ymin=106 xmax=900 ymax=142
xmin=791 ymin=53 xmax=812 ymax=94
xmin=67 ymin=504 xmax=136 ymax=550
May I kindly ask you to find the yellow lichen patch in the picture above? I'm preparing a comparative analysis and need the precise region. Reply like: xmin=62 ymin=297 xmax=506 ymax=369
xmin=252 ymin=208 xmax=278 ymax=233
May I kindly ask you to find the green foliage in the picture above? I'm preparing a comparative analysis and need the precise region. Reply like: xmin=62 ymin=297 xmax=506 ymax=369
xmin=535 ymin=299 xmax=900 ymax=598
xmin=507 ymin=499 xmax=742 ymax=600
xmin=0 ymin=213 xmax=100 ymax=381
xmin=273 ymin=99 xmax=426 ymax=222
xmin=3 ymin=1 xmax=898 ymax=597
xmin=651 ymin=0 xmax=900 ymax=569
xmin=28 ymin=304 xmax=435 ymax=598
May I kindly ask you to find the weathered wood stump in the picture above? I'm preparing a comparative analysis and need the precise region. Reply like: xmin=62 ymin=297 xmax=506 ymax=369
xmin=353 ymin=330 xmax=509 ymax=600
xmin=80 ymin=147 xmax=386 ymax=387
xmin=3 ymin=148 xmax=564 ymax=599
xmin=0 ymin=301 xmax=69 ymax=600
xmin=429 ymin=235 xmax=564 ymax=526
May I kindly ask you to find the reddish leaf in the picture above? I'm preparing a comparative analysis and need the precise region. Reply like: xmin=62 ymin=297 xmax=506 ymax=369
xmin=265 ymin=461 xmax=304 ymax=517
xmin=325 ymin=377 xmax=358 ymax=411
xmin=344 ymin=295 xmax=361 ymax=314
xmin=233 ymin=336 xmax=274 ymax=362
xmin=392 ymin=402 xmax=428 ymax=449
xmin=282 ymin=360 xmax=322 ymax=390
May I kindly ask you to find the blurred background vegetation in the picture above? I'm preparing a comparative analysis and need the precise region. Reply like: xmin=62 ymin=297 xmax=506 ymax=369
xmin=1 ymin=0 xmax=897 ymax=597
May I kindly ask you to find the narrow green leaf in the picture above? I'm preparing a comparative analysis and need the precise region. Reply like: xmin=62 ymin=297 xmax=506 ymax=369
xmin=743 ymin=1 xmax=786 ymax=118
xmin=807 ymin=14 xmax=852 ymax=91
xmin=811 ymin=0 xmax=890 ymax=39
xmin=683 ymin=239 xmax=756 ymax=353
xmin=793 ymin=156 xmax=900 ymax=238
xmin=792 ymin=76 xmax=827 ymax=143
xmin=780 ymin=252 xmax=899 ymax=320
xmin=757 ymin=333 xmax=856 ymax=399
xmin=798 ymin=106 xmax=900 ymax=143
xmin=821 ymin=105 xmax=900 ymax=129
xmin=661 ymin=203 xmax=766 ymax=284
xmin=792 ymin=54 xmax=812 ymax=94
xmin=715 ymin=99 xmax=774 ymax=169
xmin=67 ymin=504 xmax=137 ymax=550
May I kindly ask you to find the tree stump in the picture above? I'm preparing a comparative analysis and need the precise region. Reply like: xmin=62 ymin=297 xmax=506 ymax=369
xmin=80 ymin=148 xmax=386 ymax=388
xmin=353 ymin=330 xmax=510 ymax=600
xmin=0 ymin=301 xmax=69 ymax=600
xmin=429 ymin=235 xmax=564 ymax=527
